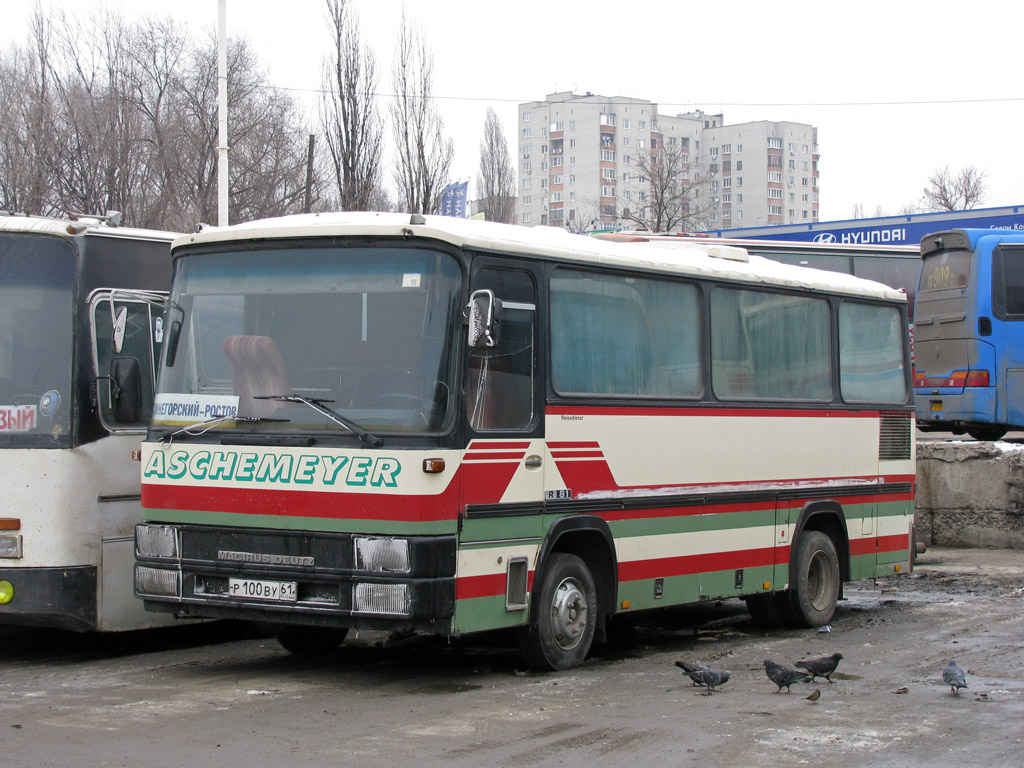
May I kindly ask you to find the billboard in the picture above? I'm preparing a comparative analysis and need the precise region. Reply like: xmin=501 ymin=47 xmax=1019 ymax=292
xmin=708 ymin=205 xmax=1024 ymax=246
xmin=441 ymin=181 xmax=469 ymax=218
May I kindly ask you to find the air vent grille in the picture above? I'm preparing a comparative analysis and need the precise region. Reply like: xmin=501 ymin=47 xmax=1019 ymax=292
xmin=879 ymin=416 xmax=912 ymax=461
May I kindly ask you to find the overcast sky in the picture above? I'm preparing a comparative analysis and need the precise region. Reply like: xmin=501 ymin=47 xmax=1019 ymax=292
xmin=5 ymin=0 xmax=1023 ymax=223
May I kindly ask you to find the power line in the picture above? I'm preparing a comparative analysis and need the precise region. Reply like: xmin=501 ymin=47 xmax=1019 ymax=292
xmin=259 ymin=83 xmax=1024 ymax=109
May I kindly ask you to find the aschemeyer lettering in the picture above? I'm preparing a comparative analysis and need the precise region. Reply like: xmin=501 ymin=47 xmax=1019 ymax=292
xmin=144 ymin=448 xmax=402 ymax=487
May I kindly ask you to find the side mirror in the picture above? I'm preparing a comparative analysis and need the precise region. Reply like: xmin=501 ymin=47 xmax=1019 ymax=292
xmin=109 ymin=357 xmax=142 ymax=424
xmin=467 ymin=289 xmax=502 ymax=349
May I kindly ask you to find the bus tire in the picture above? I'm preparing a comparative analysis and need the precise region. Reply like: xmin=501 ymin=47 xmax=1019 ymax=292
xmin=271 ymin=624 xmax=348 ymax=655
xmin=967 ymin=427 xmax=1006 ymax=442
xmin=744 ymin=593 xmax=785 ymax=627
xmin=517 ymin=553 xmax=597 ymax=671
xmin=784 ymin=531 xmax=840 ymax=628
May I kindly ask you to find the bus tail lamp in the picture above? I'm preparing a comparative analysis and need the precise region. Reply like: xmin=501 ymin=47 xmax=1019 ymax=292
xmin=352 ymin=582 xmax=410 ymax=616
xmin=914 ymin=369 xmax=990 ymax=388
xmin=134 ymin=565 xmax=181 ymax=598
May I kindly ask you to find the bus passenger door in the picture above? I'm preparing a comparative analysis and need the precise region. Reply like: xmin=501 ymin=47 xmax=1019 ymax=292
xmin=463 ymin=260 xmax=545 ymax=513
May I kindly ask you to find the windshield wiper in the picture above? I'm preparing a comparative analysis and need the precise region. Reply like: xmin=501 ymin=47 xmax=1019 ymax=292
xmin=160 ymin=414 xmax=287 ymax=444
xmin=254 ymin=394 xmax=383 ymax=447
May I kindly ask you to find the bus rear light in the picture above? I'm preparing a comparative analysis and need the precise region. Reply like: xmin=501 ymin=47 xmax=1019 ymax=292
xmin=914 ymin=369 xmax=990 ymax=388
xmin=945 ymin=370 xmax=990 ymax=388
xmin=0 ymin=535 xmax=23 ymax=559
xmin=0 ymin=518 xmax=20 ymax=531
xmin=135 ymin=524 xmax=180 ymax=559
xmin=135 ymin=565 xmax=181 ymax=598
xmin=352 ymin=582 xmax=410 ymax=616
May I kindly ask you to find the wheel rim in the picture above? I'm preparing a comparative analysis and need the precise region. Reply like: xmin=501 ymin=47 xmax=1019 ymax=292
xmin=550 ymin=576 xmax=589 ymax=651
xmin=806 ymin=550 xmax=835 ymax=612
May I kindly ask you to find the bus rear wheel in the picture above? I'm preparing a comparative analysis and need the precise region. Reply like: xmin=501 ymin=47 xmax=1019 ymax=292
xmin=517 ymin=553 xmax=597 ymax=671
xmin=967 ymin=427 xmax=1006 ymax=442
xmin=783 ymin=531 xmax=840 ymax=628
xmin=271 ymin=624 xmax=349 ymax=655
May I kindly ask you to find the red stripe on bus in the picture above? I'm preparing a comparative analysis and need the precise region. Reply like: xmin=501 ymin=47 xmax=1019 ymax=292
xmin=549 ymin=451 xmax=605 ymax=459
xmin=850 ymin=533 xmax=910 ymax=556
xmin=469 ymin=442 xmax=532 ymax=450
xmin=142 ymin=483 xmax=459 ymax=523
xmin=618 ymin=546 xmax=779 ymax=582
xmin=547 ymin=441 xmax=602 ymax=449
xmin=463 ymin=452 xmax=527 ymax=462
xmin=456 ymin=571 xmax=535 ymax=601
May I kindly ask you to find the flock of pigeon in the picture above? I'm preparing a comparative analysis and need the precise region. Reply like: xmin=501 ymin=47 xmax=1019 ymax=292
xmin=674 ymin=653 xmax=970 ymax=699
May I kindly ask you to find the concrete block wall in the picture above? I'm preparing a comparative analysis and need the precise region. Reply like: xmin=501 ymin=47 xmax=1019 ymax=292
xmin=915 ymin=441 xmax=1024 ymax=549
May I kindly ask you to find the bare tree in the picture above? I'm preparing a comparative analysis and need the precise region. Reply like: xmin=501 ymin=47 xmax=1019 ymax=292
xmin=618 ymin=136 xmax=713 ymax=232
xmin=0 ymin=5 xmax=314 ymax=230
xmin=0 ymin=17 xmax=53 ymax=215
xmin=923 ymin=165 xmax=987 ymax=211
xmin=319 ymin=0 xmax=387 ymax=211
xmin=390 ymin=12 xmax=453 ymax=215
xmin=475 ymin=107 xmax=515 ymax=223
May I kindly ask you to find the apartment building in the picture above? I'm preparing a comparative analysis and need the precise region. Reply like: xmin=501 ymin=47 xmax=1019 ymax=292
xmin=515 ymin=91 xmax=819 ymax=231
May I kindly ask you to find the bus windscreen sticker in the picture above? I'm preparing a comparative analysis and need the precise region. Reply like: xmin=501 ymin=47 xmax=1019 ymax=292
xmin=153 ymin=394 xmax=240 ymax=424
xmin=0 ymin=405 xmax=37 ymax=432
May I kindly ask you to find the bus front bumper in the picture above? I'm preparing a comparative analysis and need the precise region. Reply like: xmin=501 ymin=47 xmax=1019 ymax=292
xmin=0 ymin=565 xmax=97 ymax=632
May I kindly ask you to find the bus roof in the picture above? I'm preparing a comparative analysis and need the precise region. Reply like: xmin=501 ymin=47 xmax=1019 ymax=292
xmin=921 ymin=228 xmax=1024 ymax=253
xmin=0 ymin=214 xmax=178 ymax=242
xmin=173 ymin=212 xmax=905 ymax=302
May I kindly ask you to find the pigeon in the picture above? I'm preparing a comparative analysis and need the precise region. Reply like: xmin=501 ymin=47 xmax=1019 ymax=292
xmin=795 ymin=652 xmax=844 ymax=683
xmin=691 ymin=668 xmax=731 ymax=694
xmin=764 ymin=659 xmax=812 ymax=693
xmin=942 ymin=660 xmax=968 ymax=695
xmin=804 ymin=688 xmax=821 ymax=703
xmin=675 ymin=660 xmax=710 ymax=687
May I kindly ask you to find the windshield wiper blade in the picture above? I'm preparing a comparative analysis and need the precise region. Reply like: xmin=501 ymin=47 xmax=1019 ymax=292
xmin=254 ymin=394 xmax=383 ymax=447
xmin=160 ymin=414 xmax=287 ymax=444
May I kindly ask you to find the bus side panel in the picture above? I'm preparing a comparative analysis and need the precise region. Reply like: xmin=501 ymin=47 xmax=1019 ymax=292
xmin=0 ymin=435 xmax=176 ymax=631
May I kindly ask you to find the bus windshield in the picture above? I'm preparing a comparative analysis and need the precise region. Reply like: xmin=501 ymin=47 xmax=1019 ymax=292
xmin=155 ymin=244 xmax=463 ymax=436
xmin=0 ymin=233 xmax=75 ymax=447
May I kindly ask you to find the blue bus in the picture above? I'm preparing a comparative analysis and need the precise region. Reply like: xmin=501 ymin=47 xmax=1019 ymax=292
xmin=913 ymin=228 xmax=1024 ymax=440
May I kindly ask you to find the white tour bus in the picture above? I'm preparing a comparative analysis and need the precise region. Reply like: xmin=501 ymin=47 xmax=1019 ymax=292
xmin=0 ymin=214 xmax=177 ymax=631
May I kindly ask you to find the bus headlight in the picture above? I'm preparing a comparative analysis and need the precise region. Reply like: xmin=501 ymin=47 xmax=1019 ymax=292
xmin=135 ymin=565 xmax=181 ymax=598
xmin=354 ymin=537 xmax=410 ymax=573
xmin=352 ymin=582 xmax=410 ymax=616
xmin=0 ymin=535 xmax=23 ymax=559
xmin=136 ymin=524 xmax=180 ymax=559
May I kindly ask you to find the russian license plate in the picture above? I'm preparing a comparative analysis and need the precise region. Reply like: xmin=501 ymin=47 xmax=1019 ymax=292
xmin=930 ymin=400 xmax=943 ymax=412
xmin=228 ymin=577 xmax=298 ymax=602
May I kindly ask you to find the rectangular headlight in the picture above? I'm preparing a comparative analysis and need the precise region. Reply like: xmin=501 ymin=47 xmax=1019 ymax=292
xmin=354 ymin=537 xmax=410 ymax=573
xmin=352 ymin=582 xmax=410 ymax=616
xmin=135 ymin=565 xmax=181 ymax=598
xmin=0 ymin=535 xmax=23 ymax=559
xmin=136 ymin=524 xmax=180 ymax=559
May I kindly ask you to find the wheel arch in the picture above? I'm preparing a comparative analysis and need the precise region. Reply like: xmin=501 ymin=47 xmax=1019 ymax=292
xmin=790 ymin=500 xmax=851 ymax=585
xmin=532 ymin=515 xmax=618 ymax=629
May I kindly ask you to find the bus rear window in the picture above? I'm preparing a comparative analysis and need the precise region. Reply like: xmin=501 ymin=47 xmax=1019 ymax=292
xmin=919 ymin=248 xmax=970 ymax=292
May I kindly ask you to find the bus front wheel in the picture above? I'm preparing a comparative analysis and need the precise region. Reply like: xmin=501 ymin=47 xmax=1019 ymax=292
xmin=517 ymin=553 xmax=597 ymax=671
xmin=272 ymin=624 xmax=349 ymax=655
xmin=783 ymin=531 xmax=840 ymax=628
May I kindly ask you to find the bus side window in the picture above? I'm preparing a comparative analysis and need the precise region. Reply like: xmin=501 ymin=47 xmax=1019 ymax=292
xmin=467 ymin=268 xmax=536 ymax=432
